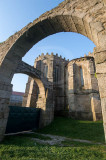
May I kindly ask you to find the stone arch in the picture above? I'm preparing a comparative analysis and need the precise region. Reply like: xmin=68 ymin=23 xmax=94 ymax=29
xmin=10 ymin=71 xmax=51 ymax=130
xmin=14 ymin=61 xmax=47 ymax=100
xmin=0 ymin=0 xmax=105 ymax=141
xmin=13 ymin=72 xmax=46 ymax=101
xmin=34 ymin=78 xmax=46 ymax=99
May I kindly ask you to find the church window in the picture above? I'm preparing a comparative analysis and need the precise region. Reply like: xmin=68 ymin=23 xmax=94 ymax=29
xmin=44 ymin=65 xmax=48 ymax=78
xmin=55 ymin=66 xmax=59 ymax=82
xmin=80 ymin=67 xmax=84 ymax=87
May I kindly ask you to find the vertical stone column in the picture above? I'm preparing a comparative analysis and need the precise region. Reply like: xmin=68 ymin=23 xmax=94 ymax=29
xmin=89 ymin=59 xmax=102 ymax=121
xmin=48 ymin=57 xmax=54 ymax=83
xmin=45 ymin=88 xmax=54 ymax=126
xmin=60 ymin=62 xmax=66 ymax=111
xmin=94 ymin=49 xmax=106 ymax=142
xmin=0 ymin=81 xmax=12 ymax=141
xmin=22 ymin=77 xmax=37 ymax=107
xmin=37 ymin=87 xmax=54 ymax=128
xmin=91 ymin=95 xmax=102 ymax=121
xmin=67 ymin=62 xmax=75 ymax=115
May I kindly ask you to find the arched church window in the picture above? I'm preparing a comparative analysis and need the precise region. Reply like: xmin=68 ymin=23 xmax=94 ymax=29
xmin=44 ymin=65 xmax=48 ymax=78
xmin=55 ymin=66 xmax=59 ymax=82
xmin=80 ymin=67 xmax=84 ymax=87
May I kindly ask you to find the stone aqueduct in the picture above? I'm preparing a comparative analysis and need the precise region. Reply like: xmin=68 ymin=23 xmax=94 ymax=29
xmin=0 ymin=0 xmax=106 ymax=142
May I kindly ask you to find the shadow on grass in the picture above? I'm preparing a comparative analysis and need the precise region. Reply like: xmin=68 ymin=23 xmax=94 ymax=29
xmin=1 ymin=134 xmax=105 ymax=148
xmin=36 ymin=117 xmax=105 ymax=143
xmin=2 ymin=116 xmax=105 ymax=147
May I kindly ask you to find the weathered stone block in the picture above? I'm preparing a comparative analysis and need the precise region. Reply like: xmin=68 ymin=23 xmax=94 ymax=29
xmin=96 ymin=62 xmax=106 ymax=74
xmin=98 ymin=30 xmax=106 ymax=51
xmin=97 ymin=74 xmax=106 ymax=98
xmin=94 ymin=50 xmax=106 ymax=64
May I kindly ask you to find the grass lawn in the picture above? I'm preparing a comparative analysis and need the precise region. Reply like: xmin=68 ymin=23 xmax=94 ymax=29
xmin=37 ymin=117 xmax=105 ymax=143
xmin=0 ymin=117 xmax=106 ymax=160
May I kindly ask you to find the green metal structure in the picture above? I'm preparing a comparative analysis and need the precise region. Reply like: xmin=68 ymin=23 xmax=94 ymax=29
xmin=5 ymin=106 xmax=41 ymax=133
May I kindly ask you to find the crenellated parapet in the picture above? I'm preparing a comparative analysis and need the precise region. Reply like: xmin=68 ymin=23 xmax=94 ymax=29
xmin=34 ymin=52 xmax=69 ymax=63
xmin=84 ymin=48 xmax=95 ymax=58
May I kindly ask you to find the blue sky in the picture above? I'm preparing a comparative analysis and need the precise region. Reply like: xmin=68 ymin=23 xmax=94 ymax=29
xmin=0 ymin=0 xmax=95 ymax=92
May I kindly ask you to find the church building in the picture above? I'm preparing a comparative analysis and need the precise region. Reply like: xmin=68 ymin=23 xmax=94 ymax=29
xmin=23 ymin=52 xmax=102 ymax=121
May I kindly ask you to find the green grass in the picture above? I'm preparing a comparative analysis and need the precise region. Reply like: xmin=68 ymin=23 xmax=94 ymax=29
xmin=14 ymin=133 xmax=52 ymax=140
xmin=36 ymin=117 xmax=105 ymax=143
xmin=0 ymin=117 xmax=106 ymax=160
xmin=0 ymin=135 xmax=106 ymax=160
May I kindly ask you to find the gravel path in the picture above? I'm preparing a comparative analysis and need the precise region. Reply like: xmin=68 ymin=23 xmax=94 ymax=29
xmin=5 ymin=131 xmax=105 ymax=146
xmin=31 ymin=133 xmax=104 ymax=146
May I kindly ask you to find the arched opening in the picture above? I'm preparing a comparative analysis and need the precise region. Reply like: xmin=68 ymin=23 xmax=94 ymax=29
xmin=21 ymin=31 xmax=101 ymax=120
xmin=10 ymin=73 xmax=46 ymax=109
xmin=0 ymin=0 xmax=105 ymax=142
xmin=10 ymin=74 xmax=28 ymax=106
xmin=5 ymin=72 xmax=47 ymax=134
xmin=23 ymin=77 xmax=46 ymax=109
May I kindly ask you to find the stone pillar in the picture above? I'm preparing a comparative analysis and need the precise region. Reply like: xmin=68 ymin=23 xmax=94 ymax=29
xmin=0 ymin=81 xmax=12 ymax=142
xmin=91 ymin=95 xmax=102 ymax=121
xmin=89 ymin=59 xmax=102 ymax=121
xmin=37 ymin=88 xmax=54 ymax=128
xmin=67 ymin=63 xmax=76 ymax=115
xmin=45 ymin=88 xmax=54 ymax=126
xmin=94 ymin=49 xmax=106 ymax=142
xmin=22 ymin=77 xmax=38 ymax=108
xmin=48 ymin=59 xmax=53 ymax=82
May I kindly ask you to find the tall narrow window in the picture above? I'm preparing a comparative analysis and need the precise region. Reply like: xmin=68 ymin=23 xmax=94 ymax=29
xmin=80 ymin=67 xmax=84 ymax=87
xmin=55 ymin=66 xmax=59 ymax=82
xmin=44 ymin=65 xmax=48 ymax=78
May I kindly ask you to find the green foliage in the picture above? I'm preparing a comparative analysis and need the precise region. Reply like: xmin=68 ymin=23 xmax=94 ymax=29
xmin=95 ymin=72 xmax=97 ymax=78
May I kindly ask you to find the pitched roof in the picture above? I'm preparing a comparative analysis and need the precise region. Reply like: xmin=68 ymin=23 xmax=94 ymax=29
xmin=12 ymin=91 xmax=24 ymax=96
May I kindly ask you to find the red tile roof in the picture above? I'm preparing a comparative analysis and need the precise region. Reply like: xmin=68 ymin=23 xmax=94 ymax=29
xmin=12 ymin=91 xmax=24 ymax=96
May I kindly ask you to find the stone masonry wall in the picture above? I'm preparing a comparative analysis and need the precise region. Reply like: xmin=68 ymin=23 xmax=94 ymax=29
xmin=23 ymin=53 xmax=102 ymax=122
xmin=66 ymin=57 xmax=102 ymax=120
xmin=53 ymin=54 xmax=68 ymax=115
xmin=23 ymin=53 xmax=68 ymax=115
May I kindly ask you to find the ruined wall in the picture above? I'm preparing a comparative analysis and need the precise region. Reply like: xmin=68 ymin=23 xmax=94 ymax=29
xmin=23 ymin=53 xmax=102 ymax=121
xmin=53 ymin=54 xmax=68 ymax=115
xmin=22 ymin=53 xmax=55 ymax=128
xmin=23 ymin=53 xmax=54 ymax=108
xmin=66 ymin=56 xmax=102 ymax=120
xmin=23 ymin=53 xmax=68 ymax=113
